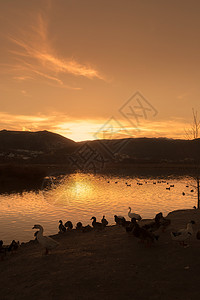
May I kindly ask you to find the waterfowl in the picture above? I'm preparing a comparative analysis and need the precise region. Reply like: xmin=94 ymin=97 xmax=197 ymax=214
xmin=8 ymin=240 xmax=20 ymax=252
xmin=170 ymin=185 xmax=174 ymax=187
xmin=65 ymin=221 xmax=73 ymax=230
xmin=114 ymin=215 xmax=126 ymax=225
xmin=125 ymin=218 xmax=136 ymax=233
xmin=128 ymin=207 xmax=142 ymax=221
xmin=170 ymin=220 xmax=195 ymax=246
xmin=121 ymin=218 xmax=131 ymax=228
xmin=76 ymin=222 xmax=83 ymax=230
xmin=91 ymin=217 xmax=103 ymax=230
xmin=191 ymin=190 xmax=194 ymax=192
xmin=156 ymin=212 xmax=171 ymax=231
xmin=131 ymin=218 xmax=159 ymax=245
xmin=127 ymin=184 xmax=131 ymax=187
xmin=32 ymin=224 xmax=59 ymax=255
xmin=82 ymin=225 xmax=93 ymax=233
xmin=101 ymin=216 xmax=108 ymax=227
xmin=182 ymin=192 xmax=185 ymax=196
xmin=59 ymin=220 xmax=66 ymax=233
xmin=0 ymin=240 xmax=6 ymax=260
xmin=34 ymin=231 xmax=39 ymax=240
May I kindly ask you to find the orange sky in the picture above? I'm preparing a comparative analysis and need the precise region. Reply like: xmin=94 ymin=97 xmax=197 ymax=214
xmin=0 ymin=0 xmax=200 ymax=141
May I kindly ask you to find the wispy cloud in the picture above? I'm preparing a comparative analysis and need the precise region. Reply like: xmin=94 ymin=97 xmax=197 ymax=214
xmin=3 ymin=10 xmax=104 ymax=89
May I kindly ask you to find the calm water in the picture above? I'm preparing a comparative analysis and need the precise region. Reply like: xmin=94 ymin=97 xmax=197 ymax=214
xmin=0 ymin=172 xmax=197 ymax=244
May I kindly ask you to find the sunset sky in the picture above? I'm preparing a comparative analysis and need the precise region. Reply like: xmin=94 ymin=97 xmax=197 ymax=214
xmin=1 ymin=0 xmax=200 ymax=141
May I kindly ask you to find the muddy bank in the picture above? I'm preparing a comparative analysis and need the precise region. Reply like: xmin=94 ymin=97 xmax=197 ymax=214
xmin=1 ymin=209 xmax=200 ymax=300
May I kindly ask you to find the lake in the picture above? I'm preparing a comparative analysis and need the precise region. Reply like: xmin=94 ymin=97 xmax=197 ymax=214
xmin=0 ymin=172 xmax=197 ymax=244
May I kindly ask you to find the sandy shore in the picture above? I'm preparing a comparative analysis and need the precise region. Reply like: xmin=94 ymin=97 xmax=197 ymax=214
xmin=1 ymin=209 xmax=200 ymax=300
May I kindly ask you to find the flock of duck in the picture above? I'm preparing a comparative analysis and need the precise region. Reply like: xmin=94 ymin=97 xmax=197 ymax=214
xmin=1 ymin=206 xmax=200 ymax=258
xmin=29 ymin=206 xmax=200 ymax=255
xmin=108 ymin=180 xmax=194 ymax=195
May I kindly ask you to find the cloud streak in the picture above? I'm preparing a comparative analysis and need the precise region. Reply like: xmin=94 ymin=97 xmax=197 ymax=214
xmin=4 ymin=10 xmax=103 ymax=89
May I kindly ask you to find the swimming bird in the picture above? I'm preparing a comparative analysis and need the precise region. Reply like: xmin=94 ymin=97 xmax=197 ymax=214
xmin=101 ymin=216 xmax=108 ymax=227
xmin=128 ymin=207 xmax=142 ymax=221
xmin=114 ymin=215 xmax=126 ymax=225
xmin=182 ymin=192 xmax=185 ymax=196
xmin=58 ymin=220 xmax=66 ymax=233
xmin=166 ymin=187 xmax=170 ymax=190
xmin=170 ymin=221 xmax=195 ymax=246
xmin=32 ymin=224 xmax=59 ymax=255
xmin=65 ymin=221 xmax=73 ymax=230
xmin=91 ymin=217 xmax=103 ymax=230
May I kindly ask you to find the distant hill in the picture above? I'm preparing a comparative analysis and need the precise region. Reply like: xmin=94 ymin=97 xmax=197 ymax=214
xmin=1 ymin=130 xmax=200 ymax=166
xmin=0 ymin=130 xmax=77 ymax=164
xmin=0 ymin=130 xmax=76 ymax=151
xmin=82 ymin=137 xmax=200 ymax=163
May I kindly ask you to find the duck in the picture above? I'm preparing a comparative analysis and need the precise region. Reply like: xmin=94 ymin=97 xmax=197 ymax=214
xmin=0 ymin=240 xmax=6 ymax=260
xmin=8 ymin=240 xmax=20 ymax=252
xmin=32 ymin=224 xmax=59 ymax=255
xmin=91 ymin=217 xmax=103 ymax=230
xmin=128 ymin=207 xmax=142 ymax=221
xmin=131 ymin=218 xmax=159 ymax=245
xmin=101 ymin=216 xmax=108 ymax=227
xmin=65 ymin=221 xmax=73 ymax=230
xmin=76 ymin=222 xmax=83 ymax=230
xmin=58 ymin=220 xmax=66 ymax=233
xmin=114 ymin=215 xmax=126 ymax=225
xmin=166 ymin=187 xmax=170 ymax=190
xmin=170 ymin=220 xmax=195 ymax=246
xmin=125 ymin=218 xmax=136 ymax=233
xmin=82 ymin=225 xmax=93 ymax=233
xmin=182 ymin=192 xmax=185 ymax=196
xmin=155 ymin=212 xmax=171 ymax=231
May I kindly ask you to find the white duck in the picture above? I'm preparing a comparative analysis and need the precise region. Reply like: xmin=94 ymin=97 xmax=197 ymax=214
xmin=128 ymin=207 xmax=142 ymax=221
xmin=32 ymin=224 xmax=59 ymax=254
xmin=170 ymin=220 xmax=195 ymax=246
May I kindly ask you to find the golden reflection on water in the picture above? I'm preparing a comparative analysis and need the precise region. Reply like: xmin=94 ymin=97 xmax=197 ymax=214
xmin=0 ymin=172 xmax=197 ymax=244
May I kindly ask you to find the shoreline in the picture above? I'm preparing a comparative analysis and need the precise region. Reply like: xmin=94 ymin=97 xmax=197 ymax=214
xmin=1 ymin=208 xmax=200 ymax=299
